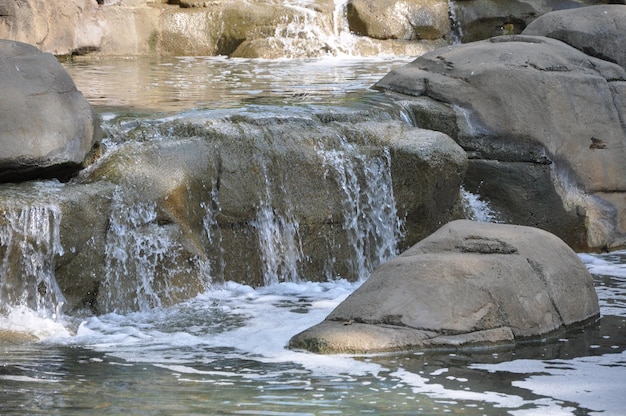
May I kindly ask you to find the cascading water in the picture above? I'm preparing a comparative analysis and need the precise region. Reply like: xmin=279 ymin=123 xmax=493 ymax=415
xmin=253 ymin=164 xmax=304 ymax=286
xmin=0 ymin=204 xmax=65 ymax=320
xmin=319 ymin=138 xmax=403 ymax=280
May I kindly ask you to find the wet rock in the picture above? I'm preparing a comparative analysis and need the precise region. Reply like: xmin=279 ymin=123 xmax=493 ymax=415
xmin=0 ymin=114 xmax=466 ymax=313
xmin=522 ymin=4 xmax=626 ymax=69
xmin=375 ymin=35 xmax=626 ymax=250
xmin=289 ymin=220 xmax=600 ymax=354
xmin=0 ymin=40 xmax=102 ymax=183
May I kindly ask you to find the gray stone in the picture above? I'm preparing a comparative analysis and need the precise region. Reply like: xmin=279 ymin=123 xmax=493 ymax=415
xmin=523 ymin=4 xmax=626 ymax=69
xmin=0 ymin=40 xmax=102 ymax=182
xmin=289 ymin=220 xmax=600 ymax=354
xmin=375 ymin=35 xmax=626 ymax=250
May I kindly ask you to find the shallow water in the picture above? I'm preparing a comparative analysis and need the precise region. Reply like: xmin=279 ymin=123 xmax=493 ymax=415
xmin=1 ymin=57 xmax=625 ymax=415
xmin=1 ymin=254 xmax=625 ymax=415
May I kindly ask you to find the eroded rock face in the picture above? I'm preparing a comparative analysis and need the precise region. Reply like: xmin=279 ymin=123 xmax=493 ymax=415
xmin=289 ymin=220 xmax=600 ymax=354
xmin=0 ymin=40 xmax=102 ymax=183
xmin=375 ymin=34 xmax=626 ymax=250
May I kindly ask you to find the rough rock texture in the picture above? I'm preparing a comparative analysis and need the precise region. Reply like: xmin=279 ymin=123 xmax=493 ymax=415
xmin=375 ymin=34 xmax=626 ymax=250
xmin=522 ymin=4 xmax=626 ymax=69
xmin=0 ymin=40 xmax=102 ymax=183
xmin=289 ymin=220 xmax=600 ymax=354
xmin=449 ymin=0 xmax=622 ymax=43
xmin=0 ymin=114 xmax=466 ymax=314
xmin=346 ymin=0 xmax=451 ymax=41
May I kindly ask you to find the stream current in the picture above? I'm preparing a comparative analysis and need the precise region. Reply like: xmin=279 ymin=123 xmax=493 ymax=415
xmin=1 ymin=56 xmax=625 ymax=415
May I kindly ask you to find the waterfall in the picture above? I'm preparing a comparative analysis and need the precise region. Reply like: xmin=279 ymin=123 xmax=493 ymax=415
xmin=460 ymin=186 xmax=501 ymax=223
xmin=319 ymin=138 xmax=403 ymax=280
xmin=448 ymin=1 xmax=464 ymax=44
xmin=253 ymin=163 xmax=304 ymax=286
xmin=0 ymin=205 xmax=65 ymax=320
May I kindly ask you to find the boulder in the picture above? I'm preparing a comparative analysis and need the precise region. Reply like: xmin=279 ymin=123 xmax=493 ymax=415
xmin=289 ymin=220 xmax=600 ymax=354
xmin=375 ymin=35 xmax=626 ymax=250
xmin=522 ymin=4 xmax=626 ymax=69
xmin=448 ymin=0 xmax=620 ymax=43
xmin=0 ymin=40 xmax=102 ymax=183
xmin=346 ymin=0 xmax=450 ymax=41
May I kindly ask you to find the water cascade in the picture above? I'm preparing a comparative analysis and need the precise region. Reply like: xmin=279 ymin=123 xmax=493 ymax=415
xmin=319 ymin=139 xmax=403 ymax=280
xmin=0 ymin=204 xmax=65 ymax=320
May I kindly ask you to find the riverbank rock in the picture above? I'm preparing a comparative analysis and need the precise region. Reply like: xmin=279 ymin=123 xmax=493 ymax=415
xmin=289 ymin=220 xmax=600 ymax=354
xmin=375 ymin=33 xmax=626 ymax=250
xmin=522 ymin=4 xmax=626 ymax=69
xmin=0 ymin=40 xmax=102 ymax=183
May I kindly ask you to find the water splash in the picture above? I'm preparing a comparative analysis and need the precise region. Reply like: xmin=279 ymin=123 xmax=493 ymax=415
xmin=0 ymin=205 xmax=65 ymax=320
xmin=319 ymin=138 xmax=403 ymax=280
xmin=460 ymin=186 xmax=501 ymax=223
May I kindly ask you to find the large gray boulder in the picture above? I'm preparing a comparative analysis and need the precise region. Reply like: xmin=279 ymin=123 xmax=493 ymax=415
xmin=289 ymin=220 xmax=600 ymax=354
xmin=522 ymin=4 xmax=626 ymax=69
xmin=375 ymin=34 xmax=626 ymax=250
xmin=0 ymin=40 xmax=102 ymax=182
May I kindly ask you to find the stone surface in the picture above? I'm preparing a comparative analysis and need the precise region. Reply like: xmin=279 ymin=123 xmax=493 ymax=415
xmin=375 ymin=34 xmax=626 ymax=250
xmin=449 ymin=0 xmax=621 ymax=43
xmin=0 ymin=40 xmax=102 ymax=183
xmin=289 ymin=220 xmax=600 ymax=354
xmin=347 ymin=0 xmax=450 ymax=41
xmin=522 ymin=4 xmax=626 ymax=69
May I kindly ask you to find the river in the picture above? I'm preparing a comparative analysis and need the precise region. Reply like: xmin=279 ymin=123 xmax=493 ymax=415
xmin=1 ymin=56 xmax=625 ymax=415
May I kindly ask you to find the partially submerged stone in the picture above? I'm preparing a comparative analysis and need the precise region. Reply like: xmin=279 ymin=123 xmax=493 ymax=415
xmin=289 ymin=220 xmax=600 ymax=354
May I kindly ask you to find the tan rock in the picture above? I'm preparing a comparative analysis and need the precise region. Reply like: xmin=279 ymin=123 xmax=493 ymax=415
xmin=289 ymin=220 xmax=600 ymax=354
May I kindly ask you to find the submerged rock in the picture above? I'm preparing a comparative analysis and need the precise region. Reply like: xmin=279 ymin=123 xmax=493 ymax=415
xmin=375 ymin=33 xmax=626 ymax=250
xmin=289 ymin=220 xmax=600 ymax=354
xmin=0 ymin=40 xmax=102 ymax=183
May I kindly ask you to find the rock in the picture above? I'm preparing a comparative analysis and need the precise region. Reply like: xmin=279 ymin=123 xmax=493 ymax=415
xmin=449 ymin=0 xmax=619 ymax=43
xmin=346 ymin=0 xmax=450 ymax=41
xmin=375 ymin=35 xmax=626 ymax=250
xmin=522 ymin=4 xmax=626 ymax=69
xmin=289 ymin=220 xmax=600 ymax=354
xmin=0 ymin=40 xmax=102 ymax=183
xmin=0 ymin=113 xmax=466 ymax=313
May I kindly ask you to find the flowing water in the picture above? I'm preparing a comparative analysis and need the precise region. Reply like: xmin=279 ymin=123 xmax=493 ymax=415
xmin=1 ymin=57 xmax=625 ymax=415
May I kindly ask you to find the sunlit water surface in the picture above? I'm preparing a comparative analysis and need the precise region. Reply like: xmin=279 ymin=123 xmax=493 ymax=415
xmin=1 ymin=57 xmax=625 ymax=415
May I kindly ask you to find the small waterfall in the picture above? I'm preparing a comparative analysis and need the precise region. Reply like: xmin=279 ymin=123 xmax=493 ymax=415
xmin=101 ymin=186 xmax=217 ymax=313
xmin=448 ymin=1 xmax=464 ymax=44
xmin=0 ymin=205 xmax=65 ymax=320
xmin=460 ymin=186 xmax=501 ymax=223
xmin=319 ymin=138 xmax=403 ymax=280
xmin=252 ymin=164 xmax=304 ymax=286
xmin=201 ymin=186 xmax=225 ymax=283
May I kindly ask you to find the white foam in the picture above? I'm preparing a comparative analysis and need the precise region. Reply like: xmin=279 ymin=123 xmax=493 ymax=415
xmin=0 ymin=305 xmax=72 ymax=340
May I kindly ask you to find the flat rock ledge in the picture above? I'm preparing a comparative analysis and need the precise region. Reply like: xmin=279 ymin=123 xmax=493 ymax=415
xmin=289 ymin=220 xmax=600 ymax=354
